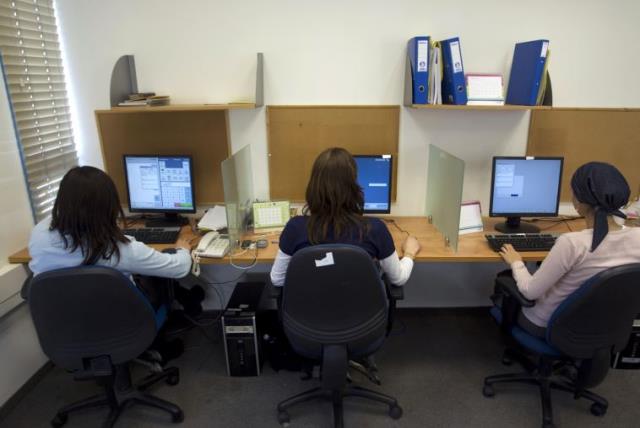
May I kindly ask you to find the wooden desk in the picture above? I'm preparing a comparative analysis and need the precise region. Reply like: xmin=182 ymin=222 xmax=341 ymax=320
xmin=7 ymin=217 xmax=585 ymax=265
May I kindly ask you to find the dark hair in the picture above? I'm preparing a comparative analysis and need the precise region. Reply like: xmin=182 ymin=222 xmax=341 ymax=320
xmin=303 ymin=147 xmax=369 ymax=243
xmin=50 ymin=166 xmax=129 ymax=264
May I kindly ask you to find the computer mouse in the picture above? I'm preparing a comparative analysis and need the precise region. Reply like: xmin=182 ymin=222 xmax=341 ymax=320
xmin=161 ymin=248 xmax=178 ymax=254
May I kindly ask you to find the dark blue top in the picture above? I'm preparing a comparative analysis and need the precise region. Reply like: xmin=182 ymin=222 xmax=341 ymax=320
xmin=278 ymin=216 xmax=396 ymax=260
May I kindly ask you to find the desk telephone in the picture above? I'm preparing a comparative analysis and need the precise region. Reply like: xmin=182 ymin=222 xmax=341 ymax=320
xmin=191 ymin=231 xmax=230 ymax=277
xmin=194 ymin=231 xmax=230 ymax=258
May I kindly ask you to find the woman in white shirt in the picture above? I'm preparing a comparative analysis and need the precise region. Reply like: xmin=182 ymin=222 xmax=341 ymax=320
xmin=29 ymin=166 xmax=193 ymax=308
xmin=270 ymin=147 xmax=420 ymax=288
xmin=499 ymin=162 xmax=640 ymax=338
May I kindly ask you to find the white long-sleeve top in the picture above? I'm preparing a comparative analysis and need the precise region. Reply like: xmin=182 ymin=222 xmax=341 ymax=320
xmin=511 ymin=227 xmax=640 ymax=328
xmin=29 ymin=218 xmax=192 ymax=279
xmin=269 ymin=215 xmax=415 ymax=287
xmin=270 ymin=249 xmax=414 ymax=287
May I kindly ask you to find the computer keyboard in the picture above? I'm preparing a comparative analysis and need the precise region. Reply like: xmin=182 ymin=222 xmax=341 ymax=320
xmin=122 ymin=227 xmax=180 ymax=244
xmin=485 ymin=233 xmax=558 ymax=252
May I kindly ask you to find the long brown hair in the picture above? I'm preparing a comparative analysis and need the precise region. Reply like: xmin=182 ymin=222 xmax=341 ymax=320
xmin=50 ymin=166 xmax=129 ymax=265
xmin=303 ymin=147 xmax=369 ymax=243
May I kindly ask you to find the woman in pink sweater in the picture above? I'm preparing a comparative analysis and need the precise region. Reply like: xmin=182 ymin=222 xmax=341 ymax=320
xmin=499 ymin=162 xmax=640 ymax=338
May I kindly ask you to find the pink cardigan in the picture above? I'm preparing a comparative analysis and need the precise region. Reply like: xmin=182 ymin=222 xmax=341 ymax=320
xmin=512 ymin=227 xmax=640 ymax=328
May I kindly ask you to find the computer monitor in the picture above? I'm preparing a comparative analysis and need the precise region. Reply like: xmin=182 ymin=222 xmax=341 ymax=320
xmin=123 ymin=155 xmax=195 ymax=227
xmin=490 ymin=156 xmax=563 ymax=233
xmin=354 ymin=154 xmax=393 ymax=214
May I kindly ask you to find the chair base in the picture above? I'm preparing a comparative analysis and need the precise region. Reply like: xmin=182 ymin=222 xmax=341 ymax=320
xmin=483 ymin=349 xmax=608 ymax=428
xmin=277 ymin=384 xmax=402 ymax=428
xmin=51 ymin=365 xmax=183 ymax=428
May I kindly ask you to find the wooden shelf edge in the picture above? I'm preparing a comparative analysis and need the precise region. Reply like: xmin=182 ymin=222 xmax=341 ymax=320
xmin=267 ymin=105 xmax=400 ymax=109
xmin=96 ymin=103 xmax=257 ymax=114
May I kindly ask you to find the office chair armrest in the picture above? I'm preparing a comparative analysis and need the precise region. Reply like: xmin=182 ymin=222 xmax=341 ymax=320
xmin=20 ymin=272 xmax=33 ymax=301
xmin=388 ymin=285 xmax=404 ymax=301
xmin=495 ymin=276 xmax=535 ymax=308
xmin=268 ymin=282 xmax=282 ymax=299
xmin=382 ymin=274 xmax=404 ymax=301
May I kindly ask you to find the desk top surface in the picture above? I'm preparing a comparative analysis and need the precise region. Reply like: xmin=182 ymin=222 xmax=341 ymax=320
xmin=8 ymin=216 xmax=585 ymax=265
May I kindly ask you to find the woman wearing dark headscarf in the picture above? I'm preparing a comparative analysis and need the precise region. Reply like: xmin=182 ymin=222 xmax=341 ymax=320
xmin=498 ymin=162 xmax=640 ymax=338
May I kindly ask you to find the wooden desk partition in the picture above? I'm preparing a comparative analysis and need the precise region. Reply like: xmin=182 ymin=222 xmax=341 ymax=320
xmin=527 ymin=108 xmax=640 ymax=201
xmin=267 ymin=106 xmax=400 ymax=201
xmin=95 ymin=109 xmax=231 ymax=205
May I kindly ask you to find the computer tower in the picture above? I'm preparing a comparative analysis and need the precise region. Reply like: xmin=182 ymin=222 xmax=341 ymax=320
xmin=222 ymin=282 xmax=265 ymax=376
xmin=612 ymin=318 xmax=640 ymax=369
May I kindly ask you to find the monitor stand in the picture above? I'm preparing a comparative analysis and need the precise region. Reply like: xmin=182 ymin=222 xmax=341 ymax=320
xmin=494 ymin=216 xmax=540 ymax=234
xmin=144 ymin=213 xmax=189 ymax=228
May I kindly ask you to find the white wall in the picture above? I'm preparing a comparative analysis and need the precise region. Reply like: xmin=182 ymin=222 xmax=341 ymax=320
xmin=55 ymin=0 xmax=640 ymax=214
xmin=0 ymin=61 xmax=47 ymax=407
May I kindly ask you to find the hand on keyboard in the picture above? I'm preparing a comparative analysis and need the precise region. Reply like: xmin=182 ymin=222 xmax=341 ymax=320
xmin=498 ymin=244 xmax=523 ymax=265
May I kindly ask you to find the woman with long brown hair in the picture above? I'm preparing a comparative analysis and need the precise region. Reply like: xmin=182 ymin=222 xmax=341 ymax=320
xmin=28 ymin=166 xmax=193 ymax=307
xmin=270 ymin=147 xmax=420 ymax=286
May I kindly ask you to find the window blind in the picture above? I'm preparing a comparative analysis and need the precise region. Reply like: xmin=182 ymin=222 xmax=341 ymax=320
xmin=0 ymin=0 xmax=77 ymax=221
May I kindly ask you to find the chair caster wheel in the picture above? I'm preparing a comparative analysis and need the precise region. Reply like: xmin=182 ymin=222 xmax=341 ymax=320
xmin=590 ymin=402 xmax=607 ymax=417
xmin=482 ymin=384 xmax=495 ymax=398
xmin=277 ymin=410 xmax=290 ymax=427
xmin=172 ymin=409 xmax=184 ymax=423
xmin=166 ymin=371 xmax=180 ymax=386
xmin=51 ymin=413 xmax=68 ymax=428
xmin=389 ymin=404 xmax=403 ymax=419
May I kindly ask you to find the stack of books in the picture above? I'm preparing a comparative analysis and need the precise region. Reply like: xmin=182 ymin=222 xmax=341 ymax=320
xmin=117 ymin=93 xmax=171 ymax=107
xmin=146 ymin=95 xmax=170 ymax=106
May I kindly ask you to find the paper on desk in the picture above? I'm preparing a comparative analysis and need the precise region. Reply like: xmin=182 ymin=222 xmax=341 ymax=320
xmin=459 ymin=201 xmax=483 ymax=235
xmin=197 ymin=205 xmax=227 ymax=231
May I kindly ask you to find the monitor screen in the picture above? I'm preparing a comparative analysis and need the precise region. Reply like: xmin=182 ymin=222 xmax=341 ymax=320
xmin=354 ymin=154 xmax=393 ymax=214
xmin=490 ymin=157 xmax=563 ymax=217
xmin=124 ymin=155 xmax=196 ymax=213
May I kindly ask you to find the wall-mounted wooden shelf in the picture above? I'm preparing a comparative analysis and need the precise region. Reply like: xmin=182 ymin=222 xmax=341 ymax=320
xmin=109 ymin=53 xmax=264 ymax=108
xmin=408 ymin=104 xmax=551 ymax=111
xmin=96 ymin=103 xmax=257 ymax=114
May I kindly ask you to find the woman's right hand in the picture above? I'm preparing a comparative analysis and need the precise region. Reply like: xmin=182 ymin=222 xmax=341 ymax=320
xmin=402 ymin=236 xmax=421 ymax=259
xmin=176 ymin=237 xmax=193 ymax=251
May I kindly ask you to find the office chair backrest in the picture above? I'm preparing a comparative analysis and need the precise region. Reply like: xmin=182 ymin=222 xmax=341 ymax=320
xmin=29 ymin=266 xmax=159 ymax=370
xmin=548 ymin=263 xmax=640 ymax=359
xmin=282 ymin=244 xmax=388 ymax=358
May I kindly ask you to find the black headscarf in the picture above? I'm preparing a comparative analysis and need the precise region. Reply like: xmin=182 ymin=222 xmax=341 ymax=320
xmin=570 ymin=162 xmax=630 ymax=252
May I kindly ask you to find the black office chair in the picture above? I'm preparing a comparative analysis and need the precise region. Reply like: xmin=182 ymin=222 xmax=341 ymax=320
xmin=27 ymin=266 xmax=183 ymax=428
xmin=483 ymin=264 xmax=640 ymax=428
xmin=275 ymin=244 xmax=403 ymax=428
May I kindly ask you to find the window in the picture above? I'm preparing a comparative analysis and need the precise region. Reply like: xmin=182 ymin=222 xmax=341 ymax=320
xmin=0 ymin=0 xmax=77 ymax=221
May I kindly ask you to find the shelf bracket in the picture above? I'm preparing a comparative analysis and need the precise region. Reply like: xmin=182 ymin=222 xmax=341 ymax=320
xmin=255 ymin=52 xmax=264 ymax=107
xmin=403 ymin=51 xmax=412 ymax=107
xmin=110 ymin=55 xmax=138 ymax=108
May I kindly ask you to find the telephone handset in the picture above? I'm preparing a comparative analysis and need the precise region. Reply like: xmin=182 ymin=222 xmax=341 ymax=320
xmin=195 ymin=231 xmax=219 ymax=253
xmin=194 ymin=231 xmax=230 ymax=258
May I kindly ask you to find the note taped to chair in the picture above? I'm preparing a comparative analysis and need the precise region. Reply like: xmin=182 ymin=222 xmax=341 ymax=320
xmin=315 ymin=252 xmax=335 ymax=268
